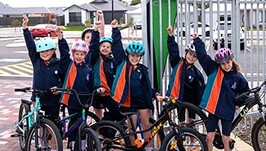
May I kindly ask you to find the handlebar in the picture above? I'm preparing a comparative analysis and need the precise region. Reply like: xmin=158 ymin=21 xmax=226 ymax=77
xmin=235 ymin=80 xmax=266 ymax=100
xmin=14 ymin=87 xmax=51 ymax=95
xmin=159 ymin=97 xmax=181 ymax=112
xmin=51 ymin=88 xmax=99 ymax=107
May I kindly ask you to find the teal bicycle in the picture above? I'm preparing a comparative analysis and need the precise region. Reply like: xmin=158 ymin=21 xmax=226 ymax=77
xmin=11 ymin=87 xmax=63 ymax=151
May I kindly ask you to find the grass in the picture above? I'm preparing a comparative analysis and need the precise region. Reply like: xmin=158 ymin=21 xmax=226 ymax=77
xmin=61 ymin=25 xmax=89 ymax=31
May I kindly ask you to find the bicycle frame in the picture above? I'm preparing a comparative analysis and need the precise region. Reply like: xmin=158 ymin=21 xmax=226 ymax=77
xmin=60 ymin=107 xmax=88 ymax=139
xmin=16 ymin=96 xmax=42 ymax=136
xmin=114 ymin=99 xmax=183 ymax=150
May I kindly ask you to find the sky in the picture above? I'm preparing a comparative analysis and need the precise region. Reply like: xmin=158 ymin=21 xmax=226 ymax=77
xmin=0 ymin=0 xmax=94 ymax=7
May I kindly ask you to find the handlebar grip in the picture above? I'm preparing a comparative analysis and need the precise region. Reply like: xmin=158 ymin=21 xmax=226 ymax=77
xmin=14 ymin=87 xmax=31 ymax=92
xmin=235 ymin=92 xmax=249 ymax=100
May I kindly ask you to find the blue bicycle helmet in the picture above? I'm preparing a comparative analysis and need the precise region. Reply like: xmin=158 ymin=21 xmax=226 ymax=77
xmin=99 ymin=36 xmax=113 ymax=45
xmin=35 ymin=37 xmax=56 ymax=52
xmin=125 ymin=41 xmax=145 ymax=55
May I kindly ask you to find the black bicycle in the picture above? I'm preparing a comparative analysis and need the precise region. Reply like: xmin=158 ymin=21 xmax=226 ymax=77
xmin=55 ymin=88 xmax=102 ymax=151
xmin=91 ymin=97 xmax=208 ymax=151
xmin=175 ymin=80 xmax=266 ymax=150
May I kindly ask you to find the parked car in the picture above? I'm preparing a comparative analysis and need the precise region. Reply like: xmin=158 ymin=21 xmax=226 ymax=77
xmin=176 ymin=22 xmax=211 ymax=37
xmin=134 ymin=19 xmax=142 ymax=30
xmin=258 ymin=21 xmax=266 ymax=27
xmin=29 ymin=24 xmax=57 ymax=39
xmin=213 ymin=21 xmax=245 ymax=50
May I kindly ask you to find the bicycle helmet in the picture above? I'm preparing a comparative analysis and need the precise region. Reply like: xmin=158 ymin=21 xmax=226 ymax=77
xmin=35 ymin=37 xmax=56 ymax=52
xmin=71 ymin=40 xmax=89 ymax=54
xmin=81 ymin=28 xmax=93 ymax=40
xmin=214 ymin=48 xmax=234 ymax=63
xmin=125 ymin=41 xmax=145 ymax=55
xmin=99 ymin=36 xmax=113 ymax=45
xmin=185 ymin=42 xmax=196 ymax=55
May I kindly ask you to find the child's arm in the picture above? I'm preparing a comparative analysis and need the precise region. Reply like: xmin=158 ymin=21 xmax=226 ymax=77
xmin=167 ymin=26 xmax=181 ymax=67
xmin=97 ymin=10 xmax=105 ymax=38
xmin=22 ymin=16 xmax=38 ymax=63
xmin=55 ymin=26 xmax=71 ymax=68
xmin=88 ymin=21 xmax=101 ymax=65
xmin=193 ymin=33 xmax=217 ymax=75
xmin=111 ymin=19 xmax=126 ymax=66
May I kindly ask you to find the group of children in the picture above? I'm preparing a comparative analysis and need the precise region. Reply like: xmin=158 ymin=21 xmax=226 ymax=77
xmin=22 ymin=9 xmax=249 ymax=151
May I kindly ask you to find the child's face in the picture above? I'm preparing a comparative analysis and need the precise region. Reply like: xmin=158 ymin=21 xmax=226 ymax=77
xmin=73 ymin=50 xmax=86 ymax=64
xmin=185 ymin=51 xmax=197 ymax=64
xmin=84 ymin=32 xmax=92 ymax=45
xmin=100 ymin=42 xmax=112 ymax=57
xmin=128 ymin=53 xmax=141 ymax=66
xmin=39 ymin=49 xmax=55 ymax=61
xmin=220 ymin=60 xmax=233 ymax=72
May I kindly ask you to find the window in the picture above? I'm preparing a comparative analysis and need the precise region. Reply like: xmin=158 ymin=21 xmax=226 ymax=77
xmin=69 ymin=12 xmax=81 ymax=23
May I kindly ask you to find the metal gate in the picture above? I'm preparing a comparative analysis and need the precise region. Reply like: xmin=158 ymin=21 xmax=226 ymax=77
xmin=142 ymin=0 xmax=266 ymax=126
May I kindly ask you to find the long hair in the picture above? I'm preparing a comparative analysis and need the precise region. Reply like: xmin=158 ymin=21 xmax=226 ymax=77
xmin=232 ymin=59 xmax=242 ymax=73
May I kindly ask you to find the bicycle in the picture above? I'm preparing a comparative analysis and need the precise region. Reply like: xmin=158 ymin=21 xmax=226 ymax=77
xmin=91 ymin=97 xmax=208 ymax=151
xmin=55 ymin=88 xmax=101 ymax=151
xmin=11 ymin=87 xmax=63 ymax=151
xmin=175 ymin=80 xmax=266 ymax=150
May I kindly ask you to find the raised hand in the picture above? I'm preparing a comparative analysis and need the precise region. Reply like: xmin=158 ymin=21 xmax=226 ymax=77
xmin=22 ymin=16 xmax=29 ymax=29
xmin=192 ymin=32 xmax=199 ymax=39
xmin=167 ymin=25 xmax=173 ymax=36
xmin=96 ymin=10 xmax=104 ymax=19
xmin=111 ymin=19 xmax=118 ymax=28
xmin=94 ymin=21 xmax=102 ymax=31
xmin=55 ymin=26 xmax=62 ymax=39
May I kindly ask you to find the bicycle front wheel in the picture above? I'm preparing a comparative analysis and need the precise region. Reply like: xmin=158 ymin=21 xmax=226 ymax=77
xmin=251 ymin=117 xmax=266 ymax=151
xmin=92 ymin=120 xmax=131 ymax=151
xmin=74 ymin=127 xmax=102 ymax=151
xmin=160 ymin=127 xmax=208 ymax=151
xmin=25 ymin=118 xmax=63 ymax=151
xmin=18 ymin=103 xmax=30 ymax=150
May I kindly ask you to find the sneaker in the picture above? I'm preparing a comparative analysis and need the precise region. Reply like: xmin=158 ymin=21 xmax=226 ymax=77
xmin=81 ymin=140 xmax=86 ymax=150
xmin=69 ymin=141 xmax=75 ymax=151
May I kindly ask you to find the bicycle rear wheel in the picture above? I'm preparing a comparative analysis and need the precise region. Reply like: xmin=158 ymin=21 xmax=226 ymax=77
xmin=92 ymin=120 xmax=131 ymax=151
xmin=160 ymin=127 xmax=208 ymax=151
xmin=74 ymin=127 xmax=102 ymax=151
xmin=18 ymin=103 xmax=30 ymax=150
xmin=251 ymin=117 xmax=266 ymax=151
xmin=86 ymin=111 xmax=100 ymax=125
xmin=25 ymin=118 xmax=63 ymax=151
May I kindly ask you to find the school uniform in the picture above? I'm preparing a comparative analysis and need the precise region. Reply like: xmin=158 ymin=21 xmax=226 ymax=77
xmin=23 ymin=28 xmax=67 ymax=123
xmin=193 ymin=37 xmax=249 ymax=135
xmin=59 ymin=39 xmax=95 ymax=142
xmin=166 ymin=35 xmax=205 ymax=121
xmin=89 ymin=28 xmax=123 ymax=121
xmin=110 ymin=29 xmax=155 ymax=112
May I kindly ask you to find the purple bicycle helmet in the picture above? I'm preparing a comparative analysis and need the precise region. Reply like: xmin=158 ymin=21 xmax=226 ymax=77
xmin=214 ymin=48 xmax=234 ymax=63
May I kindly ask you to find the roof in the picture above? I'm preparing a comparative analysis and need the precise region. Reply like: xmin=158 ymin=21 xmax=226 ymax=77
xmin=19 ymin=7 xmax=54 ymax=14
xmin=90 ymin=0 xmax=128 ymax=11
xmin=0 ymin=2 xmax=24 ymax=15
xmin=48 ymin=7 xmax=64 ymax=15
xmin=63 ymin=4 xmax=88 ymax=11
xmin=79 ymin=3 xmax=97 ymax=11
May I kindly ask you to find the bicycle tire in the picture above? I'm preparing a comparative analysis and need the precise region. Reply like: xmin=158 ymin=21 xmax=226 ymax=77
xmin=160 ymin=127 xmax=208 ymax=151
xmin=168 ymin=102 xmax=208 ymax=134
xmin=251 ymin=117 xmax=266 ymax=151
xmin=86 ymin=111 xmax=100 ymax=125
xmin=25 ymin=118 xmax=63 ymax=151
xmin=74 ymin=127 xmax=102 ymax=151
xmin=18 ymin=103 xmax=30 ymax=151
xmin=91 ymin=120 xmax=131 ymax=150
